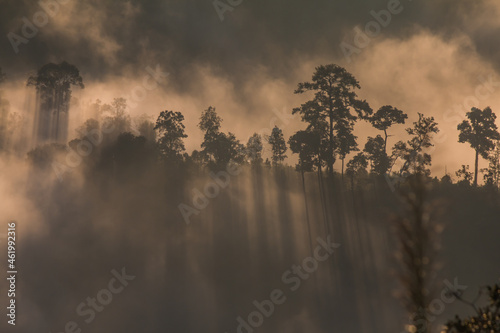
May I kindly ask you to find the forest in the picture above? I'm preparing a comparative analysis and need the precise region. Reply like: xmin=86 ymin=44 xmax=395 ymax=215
xmin=1 ymin=61 xmax=500 ymax=333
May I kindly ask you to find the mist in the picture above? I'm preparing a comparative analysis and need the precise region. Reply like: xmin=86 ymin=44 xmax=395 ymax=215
xmin=2 ymin=1 xmax=500 ymax=333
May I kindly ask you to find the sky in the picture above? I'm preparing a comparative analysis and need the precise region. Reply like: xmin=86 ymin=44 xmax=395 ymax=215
xmin=2 ymin=0 xmax=500 ymax=177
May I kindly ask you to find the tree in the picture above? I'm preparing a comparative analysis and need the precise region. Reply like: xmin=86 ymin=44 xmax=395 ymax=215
xmin=370 ymin=105 xmax=407 ymax=153
xmin=289 ymin=130 xmax=320 ymax=253
xmin=211 ymin=131 xmax=245 ymax=168
xmin=393 ymin=174 xmax=442 ymax=333
xmin=345 ymin=152 xmax=368 ymax=189
xmin=27 ymin=61 xmax=84 ymax=143
xmin=135 ymin=114 xmax=156 ymax=143
xmin=364 ymin=135 xmax=390 ymax=176
xmin=98 ymin=132 xmax=157 ymax=178
xmin=455 ymin=165 xmax=473 ymax=186
xmin=246 ymin=133 xmax=263 ymax=165
xmin=198 ymin=106 xmax=244 ymax=169
xmin=267 ymin=126 xmax=287 ymax=166
xmin=393 ymin=113 xmax=439 ymax=176
xmin=293 ymin=64 xmax=372 ymax=176
xmin=481 ymin=141 xmax=500 ymax=188
xmin=336 ymin=123 xmax=358 ymax=177
xmin=199 ymin=106 xmax=222 ymax=164
xmin=289 ymin=130 xmax=321 ymax=173
xmin=458 ymin=107 xmax=500 ymax=186
xmin=444 ymin=282 xmax=500 ymax=332
xmin=90 ymin=98 xmax=132 ymax=140
xmin=154 ymin=110 xmax=188 ymax=162
xmin=199 ymin=106 xmax=221 ymax=135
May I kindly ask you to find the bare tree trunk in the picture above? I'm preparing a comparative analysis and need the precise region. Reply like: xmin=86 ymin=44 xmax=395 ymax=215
xmin=474 ymin=149 xmax=479 ymax=186
xmin=301 ymin=170 xmax=313 ymax=253
xmin=341 ymin=157 xmax=344 ymax=181
xmin=329 ymin=115 xmax=334 ymax=177
xmin=384 ymin=128 xmax=388 ymax=154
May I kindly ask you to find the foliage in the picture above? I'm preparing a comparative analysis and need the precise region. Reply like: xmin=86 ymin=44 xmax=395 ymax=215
xmin=198 ymin=106 xmax=244 ymax=169
xmin=393 ymin=113 xmax=439 ymax=177
xmin=268 ymin=126 xmax=287 ymax=166
xmin=364 ymin=135 xmax=391 ymax=176
xmin=455 ymin=165 xmax=473 ymax=186
xmin=293 ymin=64 xmax=372 ymax=175
xmin=444 ymin=283 xmax=500 ymax=333
xmin=458 ymin=107 xmax=500 ymax=186
xmin=246 ymin=133 xmax=263 ymax=165
xmin=289 ymin=129 xmax=322 ymax=172
xmin=154 ymin=110 xmax=188 ymax=162
xmin=345 ymin=152 xmax=368 ymax=188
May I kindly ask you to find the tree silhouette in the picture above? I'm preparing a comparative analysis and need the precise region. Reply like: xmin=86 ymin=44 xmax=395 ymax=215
xmin=154 ymin=110 xmax=188 ymax=162
xmin=101 ymin=98 xmax=132 ymax=139
xmin=370 ymin=105 xmax=407 ymax=153
xmin=199 ymin=106 xmax=222 ymax=165
xmin=393 ymin=113 xmax=439 ymax=176
xmin=364 ymin=135 xmax=390 ymax=176
xmin=457 ymin=107 xmax=500 ymax=186
xmin=246 ymin=133 xmax=263 ymax=165
xmin=289 ymin=130 xmax=321 ymax=173
xmin=268 ymin=126 xmax=287 ymax=166
xmin=393 ymin=174 xmax=442 ymax=333
xmin=199 ymin=106 xmax=244 ymax=169
xmin=293 ymin=64 xmax=372 ymax=176
xmin=98 ymin=132 xmax=157 ymax=179
xmin=481 ymin=141 xmax=500 ymax=189
xmin=455 ymin=165 xmax=473 ymax=186
xmin=27 ymin=61 xmax=84 ymax=143
xmin=336 ymin=123 xmax=358 ymax=178
xmin=212 ymin=131 xmax=245 ymax=168
xmin=444 ymin=283 xmax=500 ymax=332
xmin=345 ymin=152 xmax=368 ymax=190
xmin=135 ymin=114 xmax=157 ymax=143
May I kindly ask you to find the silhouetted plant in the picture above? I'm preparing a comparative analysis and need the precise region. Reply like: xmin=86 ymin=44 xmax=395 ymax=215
xmin=154 ymin=110 xmax=188 ymax=163
xmin=268 ymin=126 xmax=287 ymax=166
xmin=293 ymin=64 xmax=372 ymax=176
xmin=393 ymin=174 xmax=443 ymax=333
xmin=367 ymin=105 xmax=408 ymax=175
xmin=444 ymin=282 xmax=500 ymax=332
xmin=458 ymin=107 xmax=500 ymax=186
xmin=364 ymin=135 xmax=391 ymax=176
xmin=27 ymin=61 xmax=84 ymax=143
xmin=336 ymin=123 xmax=358 ymax=178
xmin=288 ymin=129 xmax=321 ymax=173
xmin=198 ymin=106 xmax=244 ymax=169
xmin=345 ymin=152 xmax=368 ymax=190
xmin=480 ymin=141 xmax=500 ymax=189
xmin=246 ymin=133 xmax=263 ymax=166
xmin=455 ymin=165 xmax=473 ymax=186
xmin=393 ymin=113 xmax=439 ymax=177
xmin=370 ymin=105 xmax=408 ymax=153
xmin=135 ymin=114 xmax=157 ymax=143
